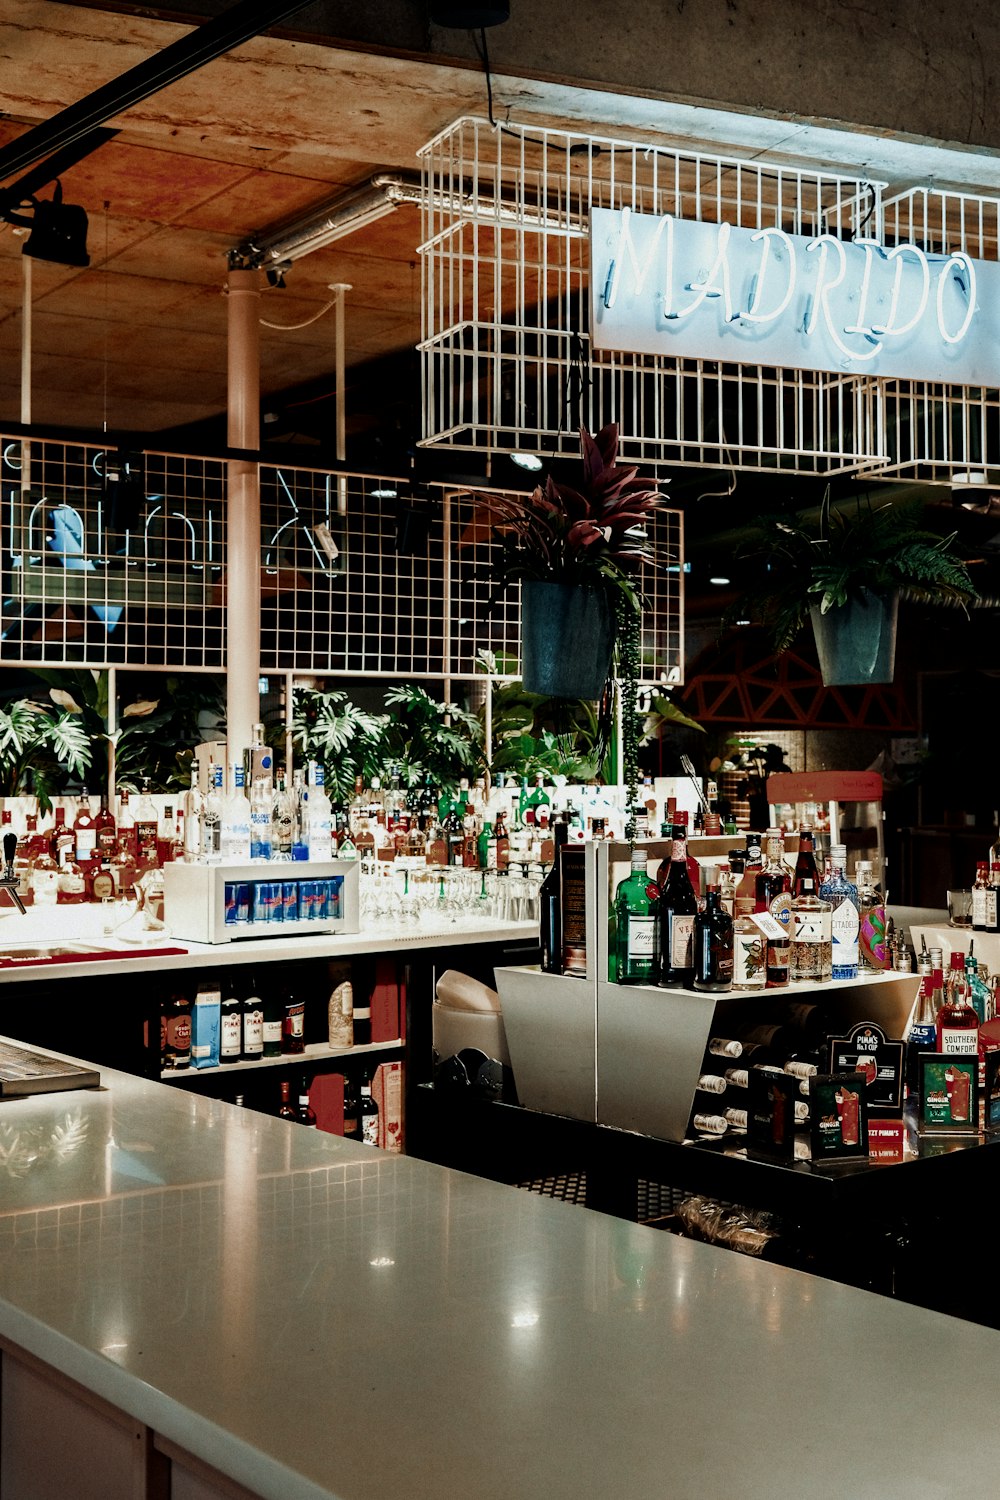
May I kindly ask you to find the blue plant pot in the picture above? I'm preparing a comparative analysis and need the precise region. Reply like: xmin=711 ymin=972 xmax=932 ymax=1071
xmin=809 ymin=590 xmax=899 ymax=686
xmin=520 ymin=580 xmax=614 ymax=699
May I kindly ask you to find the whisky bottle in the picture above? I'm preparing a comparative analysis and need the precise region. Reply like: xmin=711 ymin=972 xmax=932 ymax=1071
xmin=819 ymin=843 xmax=859 ymax=980
xmin=73 ymin=789 xmax=97 ymax=863
xmin=936 ymin=952 xmax=980 ymax=1054
xmin=614 ymin=846 xmax=661 ymax=985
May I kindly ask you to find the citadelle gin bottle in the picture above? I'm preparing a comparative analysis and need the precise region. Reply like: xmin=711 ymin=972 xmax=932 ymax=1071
xmin=819 ymin=843 xmax=859 ymax=980
xmin=614 ymin=847 xmax=661 ymax=985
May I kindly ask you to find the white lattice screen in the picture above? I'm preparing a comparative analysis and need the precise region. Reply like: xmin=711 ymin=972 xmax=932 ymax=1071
xmin=0 ymin=434 xmax=685 ymax=689
xmin=418 ymin=116 xmax=885 ymax=475
xmin=872 ymin=187 xmax=1000 ymax=485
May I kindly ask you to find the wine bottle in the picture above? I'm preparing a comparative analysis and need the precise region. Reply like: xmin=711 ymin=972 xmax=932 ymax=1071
xmin=277 ymin=1079 xmax=298 ymax=1121
xmin=297 ymin=1077 xmax=317 ymax=1127
xmin=359 ymin=1072 xmax=380 ymax=1146
xmin=658 ymin=818 xmax=698 ymax=988
xmin=539 ymin=818 xmax=569 ymax=974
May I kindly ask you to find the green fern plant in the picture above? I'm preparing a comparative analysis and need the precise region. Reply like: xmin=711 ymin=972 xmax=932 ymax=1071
xmin=729 ymin=489 xmax=978 ymax=655
xmin=0 ymin=696 xmax=92 ymax=809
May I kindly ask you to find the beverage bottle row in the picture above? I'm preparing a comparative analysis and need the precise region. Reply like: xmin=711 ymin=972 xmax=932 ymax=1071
xmin=276 ymin=1071 xmax=379 ymax=1141
xmin=160 ymin=968 xmax=360 ymax=1071
xmin=614 ymin=821 xmax=883 ymax=990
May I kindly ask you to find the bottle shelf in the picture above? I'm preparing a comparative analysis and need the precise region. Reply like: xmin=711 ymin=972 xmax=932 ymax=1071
xmin=160 ymin=1036 xmax=402 ymax=1082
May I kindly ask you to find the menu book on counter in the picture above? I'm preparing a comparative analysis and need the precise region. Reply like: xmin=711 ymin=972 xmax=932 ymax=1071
xmin=0 ymin=1041 xmax=101 ymax=1097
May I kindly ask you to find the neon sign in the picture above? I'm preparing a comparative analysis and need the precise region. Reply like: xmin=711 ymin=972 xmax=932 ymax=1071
xmin=590 ymin=206 xmax=996 ymax=384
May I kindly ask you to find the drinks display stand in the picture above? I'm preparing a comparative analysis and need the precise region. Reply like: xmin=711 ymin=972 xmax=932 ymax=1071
xmin=495 ymin=837 xmax=919 ymax=1144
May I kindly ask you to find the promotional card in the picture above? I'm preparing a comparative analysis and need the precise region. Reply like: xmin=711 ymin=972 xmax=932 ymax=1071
xmin=826 ymin=1022 xmax=904 ymax=1118
xmin=809 ymin=1072 xmax=869 ymax=1159
xmin=917 ymin=1054 xmax=979 ymax=1134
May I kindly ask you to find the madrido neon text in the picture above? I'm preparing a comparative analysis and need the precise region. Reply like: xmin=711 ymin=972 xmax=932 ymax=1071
xmin=589 ymin=205 xmax=1000 ymax=385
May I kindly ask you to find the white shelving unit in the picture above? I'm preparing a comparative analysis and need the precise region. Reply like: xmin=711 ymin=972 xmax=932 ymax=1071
xmin=161 ymin=1036 xmax=402 ymax=1083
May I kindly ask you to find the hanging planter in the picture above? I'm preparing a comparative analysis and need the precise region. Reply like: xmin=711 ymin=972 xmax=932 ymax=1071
xmin=520 ymin=580 xmax=614 ymax=699
xmin=728 ymin=488 xmax=977 ymax=677
xmin=809 ymin=589 xmax=899 ymax=686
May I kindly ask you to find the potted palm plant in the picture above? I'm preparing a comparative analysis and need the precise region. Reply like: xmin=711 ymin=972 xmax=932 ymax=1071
xmin=730 ymin=490 xmax=978 ymax=685
xmin=484 ymin=424 xmax=669 ymax=701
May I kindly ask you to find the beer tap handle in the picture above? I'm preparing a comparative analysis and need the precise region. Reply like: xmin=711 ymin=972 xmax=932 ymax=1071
xmin=2 ymin=831 xmax=16 ymax=880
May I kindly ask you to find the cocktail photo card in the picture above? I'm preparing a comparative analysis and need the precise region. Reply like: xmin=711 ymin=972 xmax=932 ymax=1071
xmin=916 ymin=1054 xmax=979 ymax=1134
xmin=809 ymin=1072 xmax=869 ymax=1159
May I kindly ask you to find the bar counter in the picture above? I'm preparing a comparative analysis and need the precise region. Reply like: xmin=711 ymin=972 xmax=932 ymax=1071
xmin=2 ymin=1049 xmax=1000 ymax=1500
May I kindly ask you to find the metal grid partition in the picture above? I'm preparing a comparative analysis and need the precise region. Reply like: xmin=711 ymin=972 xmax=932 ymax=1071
xmin=874 ymin=187 xmax=1000 ymax=484
xmin=1 ymin=435 xmax=226 ymax=668
xmin=1 ymin=436 xmax=686 ymax=688
xmin=418 ymin=116 xmax=886 ymax=475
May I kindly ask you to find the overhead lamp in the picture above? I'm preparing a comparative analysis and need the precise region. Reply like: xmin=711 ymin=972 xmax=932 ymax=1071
xmin=708 ymin=575 xmax=731 ymax=586
xmin=510 ymin=451 xmax=543 ymax=472
xmin=1 ymin=181 xmax=90 ymax=267
xmin=232 ymin=175 xmax=421 ymax=272
xmin=429 ymin=1 xmax=510 ymax=24
xmin=370 ymin=485 xmax=400 ymax=500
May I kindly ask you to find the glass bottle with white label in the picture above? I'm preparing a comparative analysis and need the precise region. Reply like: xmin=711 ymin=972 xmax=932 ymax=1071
xmin=658 ymin=820 xmax=698 ymax=988
xmin=936 ymin=952 xmax=980 ymax=1054
xmin=819 ymin=843 xmax=859 ymax=980
xmin=732 ymin=910 xmax=768 ymax=991
xmin=789 ymin=878 xmax=833 ymax=982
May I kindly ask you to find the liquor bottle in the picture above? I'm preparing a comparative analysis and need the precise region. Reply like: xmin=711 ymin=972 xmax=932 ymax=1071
xmin=73 ymin=788 xmax=97 ymax=863
xmin=358 ymin=1071 xmax=380 ymax=1146
xmin=220 ymin=978 xmax=242 ymax=1064
xmin=819 ymin=843 xmax=859 ymax=980
xmin=908 ymin=972 xmax=939 ymax=1056
xmin=182 ymin=766 xmax=203 ymax=862
xmin=134 ymin=780 xmax=160 ymax=869
xmin=220 ymin=763 xmax=251 ymax=862
xmin=789 ymin=878 xmax=833 ymax=982
xmin=986 ymin=864 xmax=1000 ymax=935
xmin=731 ymin=909 xmax=767 ymax=991
xmin=271 ymin=774 xmax=294 ymax=861
xmin=972 ymin=862 xmax=990 ymax=933
xmin=328 ymin=977 xmax=354 ymax=1048
xmin=717 ymin=862 xmax=736 ymax=918
xmin=307 ymin=764 xmax=334 ymax=861
xmin=262 ymin=986 xmax=283 ymax=1058
xmin=249 ymin=776 xmax=273 ymax=861
xmin=343 ymin=1076 xmax=360 ymax=1139
xmin=493 ymin=810 xmax=510 ymax=872
xmin=732 ymin=832 xmax=763 ymax=915
xmin=241 ymin=977 xmax=265 ymax=1062
xmin=655 ymin=809 xmax=701 ymax=892
xmin=477 ymin=820 xmax=496 ymax=872
xmin=696 ymin=1072 xmax=728 ymax=1095
xmin=792 ymin=827 xmax=821 ymax=896
xmin=282 ymin=988 xmax=306 ymax=1054
xmin=95 ymin=794 xmax=117 ymax=859
xmin=614 ymin=846 xmax=661 ymax=985
xmin=658 ymin=819 xmax=698 ymax=988
xmin=297 ymin=1078 xmax=317 ymax=1127
xmin=201 ymin=765 xmax=223 ymax=863
xmin=690 ymin=1113 xmax=728 ymax=1137
xmin=936 ymin=952 xmax=980 ymax=1054
xmin=692 ymin=884 xmax=733 ymax=992
xmin=117 ymin=789 xmax=138 ymax=860
xmin=156 ymin=800 xmax=176 ymax=865
xmin=50 ymin=806 xmax=75 ymax=864
xmin=163 ymin=990 xmax=192 ymax=1070
xmin=56 ymin=847 xmax=87 ymax=903
xmin=539 ymin=818 xmax=569 ymax=974
xmin=856 ymin=860 xmax=888 ymax=970
xmin=277 ymin=1079 xmax=298 ymax=1121
xmin=291 ymin=767 xmax=310 ymax=862
xmin=755 ymin=828 xmax=790 ymax=911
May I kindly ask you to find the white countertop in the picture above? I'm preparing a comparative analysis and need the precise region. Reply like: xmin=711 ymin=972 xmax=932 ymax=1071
xmin=0 ymin=903 xmax=537 ymax=985
xmin=2 ymin=1051 xmax=1000 ymax=1499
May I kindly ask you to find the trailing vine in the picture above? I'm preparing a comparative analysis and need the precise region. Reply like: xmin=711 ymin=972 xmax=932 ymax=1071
xmin=615 ymin=594 xmax=642 ymax=846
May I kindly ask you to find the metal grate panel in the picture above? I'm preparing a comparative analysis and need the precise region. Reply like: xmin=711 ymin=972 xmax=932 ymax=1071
xmin=418 ymin=116 xmax=885 ymax=475
xmin=2 ymin=434 xmax=685 ymax=687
